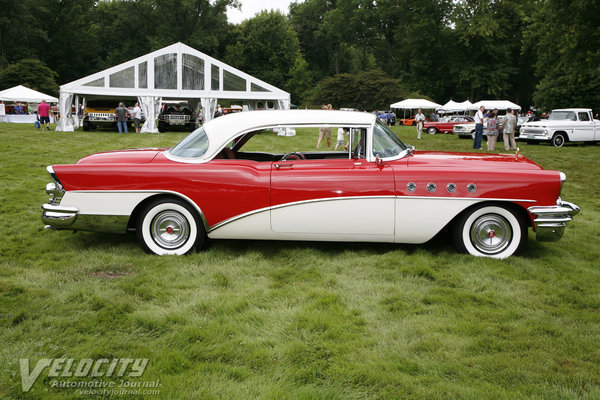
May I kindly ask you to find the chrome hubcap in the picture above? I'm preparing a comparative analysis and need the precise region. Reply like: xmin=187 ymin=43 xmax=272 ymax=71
xmin=151 ymin=210 xmax=189 ymax=249
xmin=470 ymin=214 xmax=511 ymax=254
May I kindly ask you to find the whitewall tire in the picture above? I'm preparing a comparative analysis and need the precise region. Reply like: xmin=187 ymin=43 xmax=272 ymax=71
xmin=136 ymin=198 xmax=205 ymax=255
xmin=453 ymin=205 xmax=526 ymax=259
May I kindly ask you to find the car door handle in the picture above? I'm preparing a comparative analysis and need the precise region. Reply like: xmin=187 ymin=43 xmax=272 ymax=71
xmin=274 ymin=163 xmax=294 ymax=169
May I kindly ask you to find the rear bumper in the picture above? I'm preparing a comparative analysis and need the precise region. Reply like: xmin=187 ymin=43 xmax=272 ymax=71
xmin=42 ymin=204 xmax=78 ymax=229
xmin=42 ymin=204 xmax=129 ymax=234
xmin=528 ymin=199 xmax=580 ymax=242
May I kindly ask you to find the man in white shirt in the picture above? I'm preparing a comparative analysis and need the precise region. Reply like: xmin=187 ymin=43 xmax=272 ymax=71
xmin=473 ymin=105 xmax=485 ymax=150
xmin=414 ymin=109 xmax=426 ymax=140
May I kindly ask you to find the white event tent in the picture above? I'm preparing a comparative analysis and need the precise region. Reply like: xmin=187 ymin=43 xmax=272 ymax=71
xmin=56 ymin=42 xmax=291 ymax=132
xmin=390 ymin=98 xmax=443 ymax=119
xmin=0 ymin=85 xmax=58 ymax=103
xmin=390 ymin=98 xmax=442 ymax=110
xmin=472 ymin=100 xmax=521 ymax=111
xmin=441 ymin=99 xmax=474 ymax=113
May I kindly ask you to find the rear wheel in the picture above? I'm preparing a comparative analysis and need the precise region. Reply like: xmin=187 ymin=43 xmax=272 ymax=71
xmin=453 ymin=205 xmax=526 ymax=259
xmin=136 ymin=198 xmax=205 ymax=255
xmin=427 ymin=127 xmax=437 ymax=134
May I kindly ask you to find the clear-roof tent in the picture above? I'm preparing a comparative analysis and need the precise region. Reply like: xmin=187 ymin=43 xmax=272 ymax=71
xmin=56 ymin=42 xmax=291 ymax=132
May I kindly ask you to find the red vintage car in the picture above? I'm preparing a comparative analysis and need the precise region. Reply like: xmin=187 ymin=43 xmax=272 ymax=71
xmin=42 ymin=110 xmax=579 ymax=258
xmin=423 ymin=115 xmax=475 ymax=134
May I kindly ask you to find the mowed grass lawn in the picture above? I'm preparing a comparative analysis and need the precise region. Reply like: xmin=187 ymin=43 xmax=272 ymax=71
xmin=1 ymin=120 xmax=599 ymax=399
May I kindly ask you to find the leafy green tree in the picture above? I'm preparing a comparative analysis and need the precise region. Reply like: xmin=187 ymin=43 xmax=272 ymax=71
xmin=526 ymin=0 xmax=600 ymax=111
xmin=310 ymin=69 xmax=420 ymax=110
xmin=225 ymin=10 xmax=310 ymax=104
xmin=0 ymin=59 xmax=59 ymax=96
xmin=0 ymin=0 xmax=47 ymax=67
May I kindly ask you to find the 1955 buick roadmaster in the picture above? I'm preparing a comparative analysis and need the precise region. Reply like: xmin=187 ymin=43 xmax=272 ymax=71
xmin=42 ymin=110 xmax=580 ymax=258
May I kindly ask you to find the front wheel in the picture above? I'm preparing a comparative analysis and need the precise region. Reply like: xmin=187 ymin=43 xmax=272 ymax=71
xmin=427 ymin=127 xmax=437 ymax=134
xmin=136 ymin=198 xmax=205 ymax=255
xmin=453 ymin=205 xmax=526 ymax=259
xmin=552 ymin=133 xmax=566 ymax=147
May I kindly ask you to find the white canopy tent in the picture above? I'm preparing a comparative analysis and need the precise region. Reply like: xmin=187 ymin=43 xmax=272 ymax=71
xmin=390 ymin=98 xmax=442 ymax=110
xmin=441 ymin=99 xmax=474 ymax=113
xmin=56 ymin=42 xmax=291 ymax=132
xmin=390 ymin=98 xmax=443 ymax=119
xmin=0 ymin=85 xmax=58 ymax=103
xmin=472 ymin=100 xmax=521 ymax=111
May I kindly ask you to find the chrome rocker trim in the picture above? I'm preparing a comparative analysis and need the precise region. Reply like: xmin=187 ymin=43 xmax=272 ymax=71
xmin=528 ymin=199 xmax=580 ymax=242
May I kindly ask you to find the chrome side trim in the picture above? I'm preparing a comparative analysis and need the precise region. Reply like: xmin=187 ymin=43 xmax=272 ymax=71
xmin=528 ymin=199 xmax=580 ymax=242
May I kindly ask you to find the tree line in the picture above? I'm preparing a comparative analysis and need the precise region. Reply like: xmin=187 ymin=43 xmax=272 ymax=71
xmin=1 ymin=0 xmax=598 ymax=112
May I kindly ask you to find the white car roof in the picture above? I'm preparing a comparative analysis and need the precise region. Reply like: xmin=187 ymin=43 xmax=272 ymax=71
xmin=201 ymin=109 xmax=377 ymax=158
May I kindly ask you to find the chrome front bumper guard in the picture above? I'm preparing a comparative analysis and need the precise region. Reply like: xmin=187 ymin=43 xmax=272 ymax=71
xmin=528 ymin=199 xmax=580 ymax=242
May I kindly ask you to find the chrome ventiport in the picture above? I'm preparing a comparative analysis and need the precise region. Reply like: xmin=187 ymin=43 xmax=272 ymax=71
xmin=447 ymin=183 xmax=457 ymax=193
xmin=467 ymin=183 xmax=477 ymax=193
xmin=427 ymin=183 xmax=437 ymax=193
xmin=407 ymin=182 xmax=417 ymax=192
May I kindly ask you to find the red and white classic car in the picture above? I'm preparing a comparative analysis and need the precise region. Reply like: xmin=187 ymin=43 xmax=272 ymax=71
xmin=42 ymin=110 xmax=579 ymax=258
xmin=423 ymin=115 xmax=475 ymax=134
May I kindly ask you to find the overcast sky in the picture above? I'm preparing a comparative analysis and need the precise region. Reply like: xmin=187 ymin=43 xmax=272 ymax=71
xmin=227 ymin=0 xmax=295 ymax=24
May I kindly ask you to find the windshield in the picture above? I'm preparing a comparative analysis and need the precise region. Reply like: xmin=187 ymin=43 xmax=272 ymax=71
xmin=372 ymin=121 xmax=408 ymax=158
xmin=169 ymin=127 xmax=209 ymax=158
xmin=548 ymin=111 xmax=577 ymax=121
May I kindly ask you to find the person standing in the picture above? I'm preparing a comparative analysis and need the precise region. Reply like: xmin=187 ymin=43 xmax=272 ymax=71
xmin=38 ymin=100 xmax=51 ymax=131
xmin=114 ymin=102 xmax=129 ymax=134
xmin=486 ymin=110 xmax=500 ymax=151
xmin=503 ymin=108 xmax=517 ymax=150
xmin=473 ymin=105 xmax=485 ymax=150
xmin=415 ymin=108 xmax=426 ymax=140
xmin=317 ymin=104 xmax=332 ymax=148
xmin=132 ymin=102 xmax=142 ymax=133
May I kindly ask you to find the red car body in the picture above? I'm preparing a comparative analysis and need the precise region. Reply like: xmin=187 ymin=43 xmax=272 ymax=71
xmin=42 ymin=110 xmax=579 ymax=258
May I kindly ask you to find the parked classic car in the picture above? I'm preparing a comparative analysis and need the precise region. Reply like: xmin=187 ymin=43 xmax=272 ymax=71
xmin=423 ymin=115 xmax=474 ymax=134
xmin=519 ymin=108 xmax=600 ymax=147
xmin=42 ymin=110 xmax=579 ymax=258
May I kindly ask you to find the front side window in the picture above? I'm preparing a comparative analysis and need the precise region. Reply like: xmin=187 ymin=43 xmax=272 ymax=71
xmin=169 ymin=127 xmax=209 ymax=158
xmin=578 ymin=112 xmax=590 ymax=121
xmin=372 ymin=121 xmax=408 ymax=159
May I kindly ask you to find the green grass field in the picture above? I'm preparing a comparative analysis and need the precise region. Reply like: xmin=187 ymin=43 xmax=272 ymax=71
xmin=1 ymin=121 xmax=599 ymax=399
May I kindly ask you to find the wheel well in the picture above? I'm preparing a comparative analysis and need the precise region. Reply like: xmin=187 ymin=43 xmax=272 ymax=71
xmin=127 ymin=194 xmax=206 ymax=231
xmin=445 ymin=201 xmax=531 ymax=232
xmin=553 ymin=131 xmax=569 ymax=141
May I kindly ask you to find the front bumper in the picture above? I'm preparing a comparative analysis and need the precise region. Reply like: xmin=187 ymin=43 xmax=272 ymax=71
xmin=528 ymin=199 xmax=580 ymax=242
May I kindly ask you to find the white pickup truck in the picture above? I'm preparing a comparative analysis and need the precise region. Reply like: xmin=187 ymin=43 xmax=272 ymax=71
xmin=519 ymin=108 xmax=600 ymax=147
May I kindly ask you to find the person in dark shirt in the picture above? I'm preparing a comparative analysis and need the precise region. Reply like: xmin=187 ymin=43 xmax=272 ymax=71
xmin=115 ymin=102 xmax=129 ymax=134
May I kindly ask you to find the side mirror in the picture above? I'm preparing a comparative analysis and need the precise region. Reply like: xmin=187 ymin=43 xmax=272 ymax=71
xmin=375 ymin=156 xmax=384 ymax=167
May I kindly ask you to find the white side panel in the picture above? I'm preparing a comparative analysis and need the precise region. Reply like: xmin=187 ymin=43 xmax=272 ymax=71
xmin=395 ymin=197 xmax=481 ymax=243
xmin=271 ymin=197 xmax=395 ymax=235
xmin=208 ymin=209 xmax=394 ymax=242
xmin=60 ymin=192 xmax=155 ymax=215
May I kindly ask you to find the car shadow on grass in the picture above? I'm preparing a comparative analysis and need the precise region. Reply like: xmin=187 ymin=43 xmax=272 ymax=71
xmin=65 ymin=229 xmax=459 ymax=258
